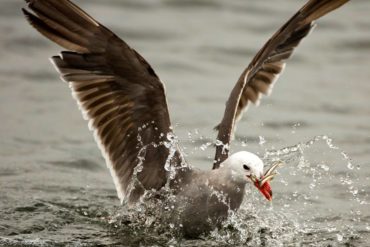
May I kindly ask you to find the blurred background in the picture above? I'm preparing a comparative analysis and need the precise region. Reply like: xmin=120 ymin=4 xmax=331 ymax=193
xmin=0 ymin=0 xmax=369 ymax=246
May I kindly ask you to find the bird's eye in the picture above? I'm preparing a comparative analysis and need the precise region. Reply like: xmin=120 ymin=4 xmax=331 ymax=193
xmin=243 ymin=164 xmax=250 ymax=170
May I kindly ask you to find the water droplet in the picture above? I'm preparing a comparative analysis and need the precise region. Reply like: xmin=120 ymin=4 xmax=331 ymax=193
xmin=135 ymin=164 xmax=144 ymax=173
xmin=259 ymin=136 xmax=266 ymax=146
xmin=280 ymin=178 xmax=288 ymax=186
xmin=320 ymin=164 xmax=330 ymax=171
xmin=200 ymin=142 xmax=212 ymax=151
xmin=187 ymin=132 xmax=192 ymax=138
xmin=289 ymin=170 xmax=297 ymax=176
xmin=167 ymin=133 xmax=176 ymax=142
xmin=327 ymin=227 xmax=337 ymax=232
xmin=323 ymin=135 xmax=339 ymax=149
xmin=347 ymin=162 xmax=354 ymax=170
xmin=340 ymin=177 xmax=352 ymax=185
xmin=336 ymin=234 xmax=343 ymax=242
xmin=215 ymin=140 xmax=223 ymax=146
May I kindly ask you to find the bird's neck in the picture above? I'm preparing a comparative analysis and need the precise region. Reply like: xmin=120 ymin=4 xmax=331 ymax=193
xmin=207 ymin=167 xmax=247 ymax=211
xmin=210 ymin=165 xmax=247 ymax=190
xmin=217 ymin=162 xmax=247 ymax=185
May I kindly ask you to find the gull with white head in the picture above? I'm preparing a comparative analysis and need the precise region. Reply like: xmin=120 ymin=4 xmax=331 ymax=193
xmin=219 ymin=151 xmax=272 ymax=200
xmin=23 ymin=0 xmax=350 ymax=237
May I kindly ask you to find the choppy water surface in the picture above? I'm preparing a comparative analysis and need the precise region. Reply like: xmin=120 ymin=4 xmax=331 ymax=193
xmin=1 ymin=0 xmax=370 ymax=246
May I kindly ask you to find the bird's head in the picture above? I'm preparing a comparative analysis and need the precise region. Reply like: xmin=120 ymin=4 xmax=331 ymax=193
xmin=224 ymin=151 xmax=275 ymax=201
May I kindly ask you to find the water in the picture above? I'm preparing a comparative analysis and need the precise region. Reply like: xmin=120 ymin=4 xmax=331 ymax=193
xmin=1 ymin=0 xmax=370 ymax=246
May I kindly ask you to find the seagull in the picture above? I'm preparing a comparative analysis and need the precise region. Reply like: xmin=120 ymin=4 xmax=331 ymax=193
xmin=23 ymin=0 xmax=349 ymax=237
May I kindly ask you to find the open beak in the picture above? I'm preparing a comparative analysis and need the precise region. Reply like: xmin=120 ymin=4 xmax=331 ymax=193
xmin=253 ymin=161 xmax=284 ymax=201
xmin=248 ymin=162 xmax=283 ymax=201
xmin=254 ymin=180 xmax=272 ymax=201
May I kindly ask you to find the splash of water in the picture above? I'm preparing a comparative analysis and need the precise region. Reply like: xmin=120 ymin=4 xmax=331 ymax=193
xmin=105 ymin=132 xmax=368 ymax=246
xmin=261 ymin=135 xmax=368 ymax=245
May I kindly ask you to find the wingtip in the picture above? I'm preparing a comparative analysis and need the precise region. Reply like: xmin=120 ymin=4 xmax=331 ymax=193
xmin=49 ymin=55 xmax=66 ymax=76
xmin=21 ymin=7 xmax=30 ymax=17
xmin=49 ymin=56 xmax=59 ymax=66
xmin=22 ymin=0 xmax=33 ymax=11
xmin=301 ymin=0 xmax=350 ymax=25
xmin=21 ymin=7 xmax=37 ymax=26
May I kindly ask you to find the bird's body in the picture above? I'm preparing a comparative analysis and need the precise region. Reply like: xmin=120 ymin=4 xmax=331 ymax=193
xmin=22 ymin=0 xmax=350 ymax=238
xmin=135 ymin=164 xmax=247 ymax=237
xmin=129 ymin=151 xmax=267 ymax=237
xmin=176 ymin=167 xmax=246 ymax=237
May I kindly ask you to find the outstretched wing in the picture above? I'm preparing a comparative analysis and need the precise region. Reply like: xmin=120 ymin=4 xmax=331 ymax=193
xmin=213 ymin=0 xmax=349 ymax=168
xmin=23 ymin=0 xmax=187 ymax=203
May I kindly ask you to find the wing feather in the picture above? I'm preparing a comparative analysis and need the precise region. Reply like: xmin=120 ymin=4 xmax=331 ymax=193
xmin=23 ymin=0 xmax=188 ymax=203
xmin=213 ymin=0 xmax=349 ymax=168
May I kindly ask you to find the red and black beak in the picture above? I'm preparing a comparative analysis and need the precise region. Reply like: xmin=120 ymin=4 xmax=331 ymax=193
xmin=254 ymin=179 xmax=272 ymax=201
xmin=253 ymin=161 xmax=283 ymax=201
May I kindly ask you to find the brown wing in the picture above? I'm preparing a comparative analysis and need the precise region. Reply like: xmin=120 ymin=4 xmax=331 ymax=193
xmin=213 ymin=0 xmax=349 ymax=168
xmin=22 ymin=0 xmax=188 ymax=203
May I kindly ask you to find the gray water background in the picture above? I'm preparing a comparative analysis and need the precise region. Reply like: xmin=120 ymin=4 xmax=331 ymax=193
xmin=0 ymin=0 xmax=370 ymax=246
